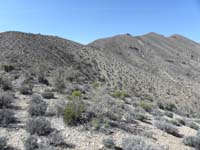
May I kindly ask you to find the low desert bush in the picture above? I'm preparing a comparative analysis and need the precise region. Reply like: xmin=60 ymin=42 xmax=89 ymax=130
xmin=0 ymin=137 xmax=7 ymax=150
xmin=42 ymin=92 xmax=54 ymax=99
xmin=48 ymin=131 xmax=65 ymax=147
xmin=71 ymin=90 xmax=82 ymax=97
xmin=65 ymin=67 xmax=80 ymax=82
xmin=53 ymin=68 xmax=66 ymax=92
xmin=157 ymin=101 xmax=177 ymax=112
xmin=25 ymin=135 xmax=39 ymax=150
xmin=102 ymin=138 xmax=115 ymax=149
xmin=186 ymin=121 xmax=199 ymax=130
xmin=111 ymin=89 xmax=128 ymax=99
xmin=169 ymin=119 xmax=181 ymax=126
xmin=1 ymin=64 xmax=15 ymax=72
xmin=122 ymin=136 xmax=166 ymax=150
xmin=26 ymin=117 xmax=53 ymax=136
xmin=0 ymin=109 xmax=15 ymax=127
xmin=155 ymin=121 xmax=182 ymax=137
xmin=48 ymin=131 xmax=75 ymax=149
xmin=90 ymin=117 xmax=110 ymax=131
xmin=164 ymin=111 xmax=174 ymax=118
xmin=28 ymin=94 xmax=47 ymax=116
xmin=34 ymin=63 xmax=49 ymax=85
xmin=68 ymin=90 xmax=82 ymax=101
xmin=88 ymin=96 xmax=125 ymax=124
xmin=176 ymin=118 xmax=186 ymax=126
xmin=0 ymin=76 xmax=12 ymax=91
xmin=183 ymin=136 xmax=199 ymax=147
xmin=0 ymin=92 xmax=13 ymax=109
xmin=140 ymin=101 xmax=153 ymax=112
xmin=19 ymin=84 xmax=33 ymax=95
xmin=92 ymin=82 xmax=100 ymax=89
xmin=63 ymin=98 xmax=85 ymax=125
xmin=134 ymin=113 xmax=149 ymax=123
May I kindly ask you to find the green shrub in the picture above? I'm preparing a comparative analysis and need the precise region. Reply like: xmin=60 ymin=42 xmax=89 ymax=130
xmin=140 ymin=101 xmax=153 ymax=112
xmin=63 ymin=98 xmax=84 ymax=125
xmin=183 ymin=136 xmax=199 ymax=147
xmin=71 ymin=90 xmax=82 ymax=97
xmin=53 ymin=68 xmax=66 ymax=92
xmin=111 ymin=90 xmax=128 ymax=99
xmin=92 ymin=82 xmax=100 ymax=89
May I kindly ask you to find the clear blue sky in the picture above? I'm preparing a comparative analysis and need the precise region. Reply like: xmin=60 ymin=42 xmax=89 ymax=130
xmin=0 ymin=0 xmax=199 ymax=44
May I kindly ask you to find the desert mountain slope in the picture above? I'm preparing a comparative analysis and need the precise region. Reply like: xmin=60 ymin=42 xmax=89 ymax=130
xmin=89 ymin=33 xmax=200 ymax=116
xmin=1 ymin=31 xmax=200 ymax=150
xmin=0 ymin=31 xmax=102 ymax=81
xmin=1 ymin=31 xmax=200 ymax=115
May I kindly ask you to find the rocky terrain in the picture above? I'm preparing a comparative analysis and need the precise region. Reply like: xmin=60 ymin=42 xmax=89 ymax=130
xmin=0 ymin=31 xmax=200 ymax=150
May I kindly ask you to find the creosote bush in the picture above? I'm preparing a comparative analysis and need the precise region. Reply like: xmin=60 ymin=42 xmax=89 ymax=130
xmin=63 ymin=97 xmax=85 ymax=125
xmin=26 ymin=117 xmax=53 ymax=136
xmin=0 ymin=109 xmax=15 ymax=127
xmin=53 ymin=68 xmax=66 ymax=92
xmin=28 ymin=94 xmax=47 ymax=116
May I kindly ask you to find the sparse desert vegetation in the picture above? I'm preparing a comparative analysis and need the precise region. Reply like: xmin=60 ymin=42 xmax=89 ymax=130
xmin=0 ymin=31 xmax=200 ymax=150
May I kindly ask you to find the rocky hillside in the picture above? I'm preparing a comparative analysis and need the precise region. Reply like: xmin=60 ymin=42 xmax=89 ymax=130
xmin=1 ymin=31 xmax=200 ymax=150
xmin=89 ymin=33 xmax=200 ymax=116
xmin=0 ymin=31 xmax=103 ymax=82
